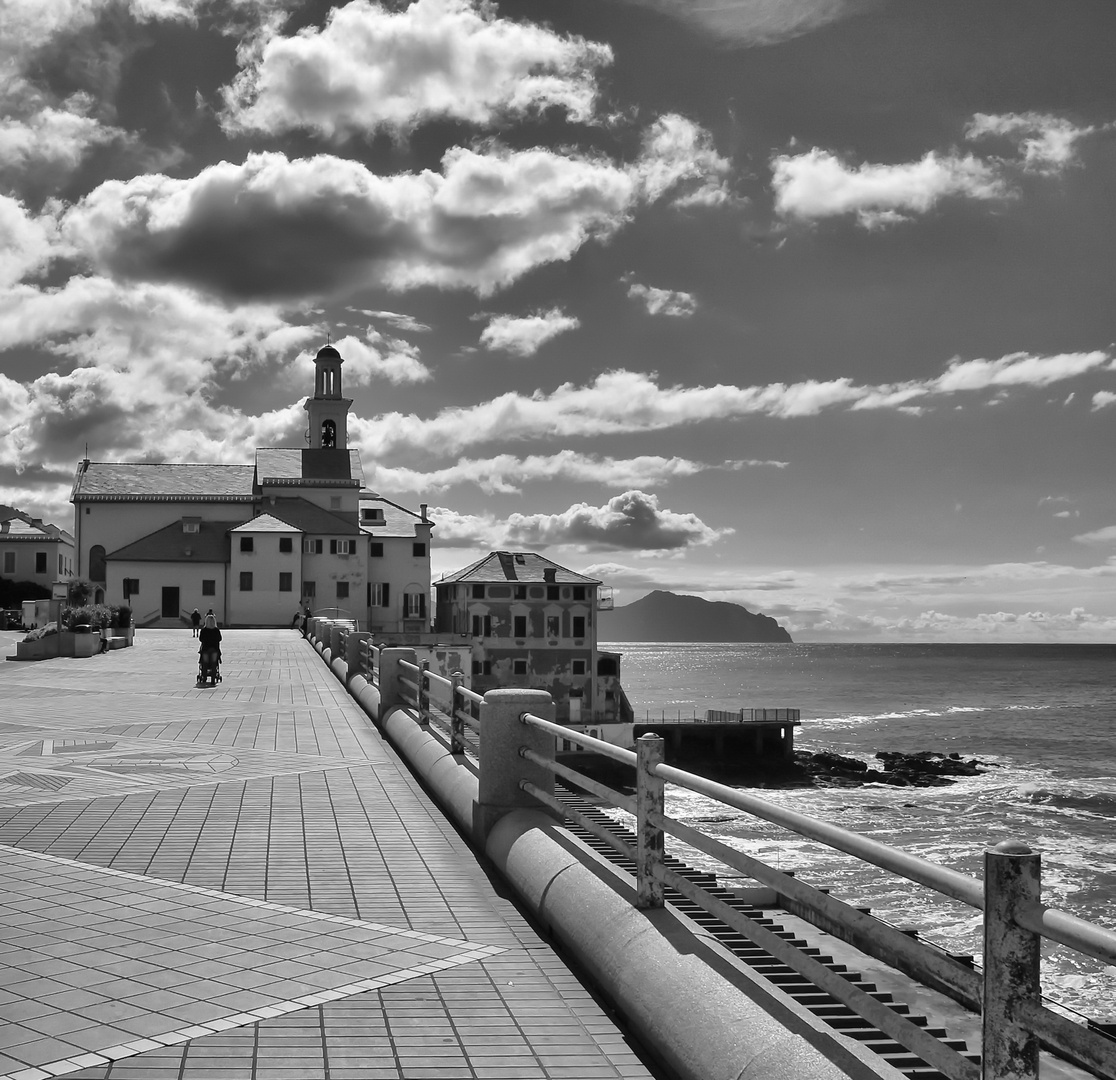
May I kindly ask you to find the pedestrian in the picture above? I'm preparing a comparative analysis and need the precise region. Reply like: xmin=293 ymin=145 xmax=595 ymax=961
xmin=291 ymin=608 xmax=302 ymax=631
xmin=190 ymin=608 xmax=201 ymax=637
xmin=205 ymin=608 xmax=215 ymax=625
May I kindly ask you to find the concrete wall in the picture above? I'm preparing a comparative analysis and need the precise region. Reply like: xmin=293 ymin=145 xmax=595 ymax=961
xmin=228 ymin=529 xmax=302 ymax=627
xmin=108 ymin=560 xmax=227 ymax=624
xmin=366 ymin=533 xmax=430 ymax=633
xmin=0 ymin=539 xmax=75 ymax=586
xmin=301 ymin=537 xmax=366 ymax=621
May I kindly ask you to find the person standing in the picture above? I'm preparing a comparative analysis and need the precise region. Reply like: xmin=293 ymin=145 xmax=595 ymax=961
xmin=190 ymin=608 xmax=201 ymax=637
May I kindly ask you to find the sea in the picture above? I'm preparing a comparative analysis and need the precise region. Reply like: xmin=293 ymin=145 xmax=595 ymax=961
xmin=602 ymin=641 xmax=1116 ymax=1019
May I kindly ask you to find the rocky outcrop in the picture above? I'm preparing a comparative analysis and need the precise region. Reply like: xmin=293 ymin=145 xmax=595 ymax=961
xmin=598 ymin=591 xmax=792 ymax=643
xmin=794 ymin=750 xmax=995 ymax=788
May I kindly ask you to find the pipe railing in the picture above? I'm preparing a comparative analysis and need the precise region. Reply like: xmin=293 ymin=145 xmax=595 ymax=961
xmin=516 ymin=712 xmax=1116 ymax=1080
xmin=305 ymin=619 xmax=1116 ymax=1080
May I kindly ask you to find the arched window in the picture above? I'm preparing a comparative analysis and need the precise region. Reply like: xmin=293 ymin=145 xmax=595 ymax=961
xmin=89 ymin=545 xmax=106 ymax=582
xmin=321 ymin=419 xmax=336 ymax=448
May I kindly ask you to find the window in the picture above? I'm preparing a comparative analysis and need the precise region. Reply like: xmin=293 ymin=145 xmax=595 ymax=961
xmin=202 ymin=579 xmax=216 ymax=596
xmin=240 ymin=572 xmax=253 ymax=591
xmin=546 ymin=615 xmax=559 ymax=638
xmin=303 ymin=581 xmax=316 ymax=598
xmin=514 ymin=585 xmax=527 ymax=600
xmin=336 ymin=581 xmax=350 ymax=599
xmin=572 ymin=660 xmax=586 ymax=676
xmin=85 ymin=506 xmax=90 ymax=515
xmin=370 ymin=542 xmax=383 ymax=557
xmin=573 ymin=616 xmax=585 ymax=638
xmin=413 ymin=542 xmax=426 ymax=557
xmin=239 ymin=536 xmax=253 ymax=552
xmin=472 ymin=660 xmax=482 ymax=675
xmin=362 ymin=507 xmax=384 ymax=523
xmin=303 ymin=539 xmax=323 ymax=554
xmin=403 ymin=592 xmax=426 ymax=619
xmin=573 ymin=586 xmax=586 ymax=601
xmin=58 ymin=554 xmax=64 ymax=574
xmin=123 ymin=578 xmax=139 ymax=597
xmin=330 ymin=539 xmax=356 ymax=555
xmin=471 ymin=584 xmax=485 ymax=599
xmin=369 ymin=582 xmax=390 ymax=607
xmin=513 ymin=659 xmax=528 ymax=676
xmin=3 ymin=551 xmax=15 ymax=574
xmin=330 ymin=496 xmax=341 ymax=509
xmin=513 ymin=615 xmax=527 ymax=638
xmin=547 ymin=585 xmax=559 ymax=601
xmin=183 ymin=521 xmax=200 ymax=534
xmin=35 ymin=551 xmax=47 ymax=574
xmin=279 ymin=572 xmax=292 ymax=592
xmin=279 ymin=537 xmax=293 ymax=553
xmin=471 ymin=614 xmax=491 ymax=637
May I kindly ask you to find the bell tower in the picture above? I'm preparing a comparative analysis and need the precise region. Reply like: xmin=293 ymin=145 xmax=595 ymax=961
xmin=304 ymin=343 xmax=352 ymax=450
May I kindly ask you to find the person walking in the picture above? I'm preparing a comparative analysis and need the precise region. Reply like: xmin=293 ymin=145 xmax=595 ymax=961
xmin=190 ymin=608 xmax=201 ymax=637
xmin=198 ymin=613 xmax=222 ymax=679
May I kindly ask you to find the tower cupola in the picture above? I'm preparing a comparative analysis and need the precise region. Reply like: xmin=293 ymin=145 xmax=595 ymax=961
xmin=305 ymin=341 xmax=352 ymax=449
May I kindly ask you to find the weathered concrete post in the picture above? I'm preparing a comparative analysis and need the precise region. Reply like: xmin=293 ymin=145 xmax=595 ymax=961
xmin=345 ymin=631 xmax=371 ymax=682
xmin=449 ymin=671 xmax=465 ymax=755
xmin=377 ymin=648 xmax=418 ymax=718
xmin=417 ymin=659 xmax=430 ymax=727
xmin=473 ymin=689 xmax=554 ymax=846
xmin=636 ymin=734 xmax=665 ymax=909
xmin=982 ymin=840 xmax=1041 ymax=1080
xmin=328 ymin=623 xmax=344 ymax=660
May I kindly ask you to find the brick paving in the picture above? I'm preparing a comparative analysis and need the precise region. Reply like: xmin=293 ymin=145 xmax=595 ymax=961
xmin=0 ymin=630 xmax=656 ymax=1080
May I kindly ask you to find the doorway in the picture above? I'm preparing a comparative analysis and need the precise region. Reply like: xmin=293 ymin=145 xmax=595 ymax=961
xmin=161 ymin=587 xmax=179 ymax=619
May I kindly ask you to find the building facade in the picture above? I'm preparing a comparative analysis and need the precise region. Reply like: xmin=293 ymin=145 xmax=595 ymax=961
xmin=70 ymin=345 xmax=433 ymax=630
xmin=0 ymin=509 xmax=75 ymax=590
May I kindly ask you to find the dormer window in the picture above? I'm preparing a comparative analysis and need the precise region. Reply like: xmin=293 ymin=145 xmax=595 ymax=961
xmin=182 ymin=519 xmax=200 ymax=534
xmin=361 ymin=507 xmax=385 ymax=523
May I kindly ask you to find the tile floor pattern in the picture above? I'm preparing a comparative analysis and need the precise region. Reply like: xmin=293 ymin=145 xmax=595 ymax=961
xmin=0 ymin=630 xmax=655 ymax=1080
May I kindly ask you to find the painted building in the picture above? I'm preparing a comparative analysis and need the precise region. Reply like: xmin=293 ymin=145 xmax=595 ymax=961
xmin=0 ymin=509 xmax=75 ymax=589
xmin=434 ymin=551 xmax=629 ymax=724
xmin=69 ymin=345 xmax=434 ymax=629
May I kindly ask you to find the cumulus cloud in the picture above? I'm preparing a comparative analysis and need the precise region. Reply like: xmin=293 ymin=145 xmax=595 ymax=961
xmin=1073 ymin=526 xmax=1116 ymax=547
xmin=627 ymin=282 xmax=697 ymax=317
xmin=59 ymin=147 xmax=639 ymax=300
xmin=365 ymin=450 xmax=774 ymax=495
xmin=286 ymin=332 xmax=430 ymax=389
xmin=613 ymin=0 xmax=877 ymax=46
xmin=1092 ymin=391 xmax=1116 ymax=411
xmin=632 ymin=114 xmax=734 ymax=207
xmin=0 ymin=196 xmax=58 ymax=287
xmin=477 ymin=308 xmax=580 ymax=357
xmin=221 ymin=0 xmax=612 ymax=138
xmin=965 ymin=112 xmax=1097 ymax=173
xmin=357 ymin=352 xmax=1116 ymax=457
xmin=770 ymin=148 xmax=1006 ymax=226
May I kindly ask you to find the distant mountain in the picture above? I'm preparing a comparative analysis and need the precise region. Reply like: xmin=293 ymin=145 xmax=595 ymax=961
xmin=598 ymin=590 xmax=792 ymax=643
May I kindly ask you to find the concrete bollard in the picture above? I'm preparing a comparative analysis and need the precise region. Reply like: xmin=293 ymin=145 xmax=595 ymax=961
xmin=377 ymin=648 xmax=418 ymax=719
xmin=345 ymin=631 xmax=371 ymax=681
xmin=473 ymin=689 xmax=555 ymax=846
xmin=636 ymin=734 xmax=665 ymax=909
xmin=982 ymin=840 xmax=1041 ymax=1080
xmin=328 ymin=623 xmax=343 ymax=659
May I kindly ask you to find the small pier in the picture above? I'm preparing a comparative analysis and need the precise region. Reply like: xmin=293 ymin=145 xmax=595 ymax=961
xmin=634 ymin=707 xmax=801 ymax=771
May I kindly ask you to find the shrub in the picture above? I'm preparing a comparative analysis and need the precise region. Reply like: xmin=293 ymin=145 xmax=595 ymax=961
xmin=68 ymin=579 xmax=96 ymax=606
xmin=114 ymin=603 xmax=132 ymax=628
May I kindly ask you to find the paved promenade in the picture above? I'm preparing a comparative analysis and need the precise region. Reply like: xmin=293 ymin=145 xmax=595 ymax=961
xmin=0 ymin=630 xmax=656 ymax=1080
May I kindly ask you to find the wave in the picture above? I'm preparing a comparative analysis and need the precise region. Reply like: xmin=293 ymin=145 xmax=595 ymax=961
xmin=1013 ymin=782 xmax=1116 ymax=816
xmin=813 ymin=703 xmax=1059 ymax=725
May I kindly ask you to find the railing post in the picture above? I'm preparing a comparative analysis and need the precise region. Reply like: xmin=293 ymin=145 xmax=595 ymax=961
xmin=449 ymin=671 xmax=465 ymax=755
xmin=982 ymin=840 xmax=1041 ymax=1080
xmin=473 ymin=689 xmax=554 ymax=846
xmin=636 ymin=734 xmax=665 ymax=909
xmin=345 ymin=631 xmax=370 ymax=681
xmin=417 ymin=659 xmax=430 ymax=726
xmin=376 ymin=648 xmax=418 ymax=716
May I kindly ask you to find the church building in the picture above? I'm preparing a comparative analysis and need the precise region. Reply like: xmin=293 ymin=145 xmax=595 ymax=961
xmin=70 ymin=345 xmax=433 ymax=629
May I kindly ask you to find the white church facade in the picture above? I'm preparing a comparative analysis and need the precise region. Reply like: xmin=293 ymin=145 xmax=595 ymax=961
xmin=70 ymin=345 xmax=433 ymax=630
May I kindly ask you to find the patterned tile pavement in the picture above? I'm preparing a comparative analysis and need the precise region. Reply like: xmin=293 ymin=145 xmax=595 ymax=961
xmin=0 ymin=630 xmax=656 ymax=1080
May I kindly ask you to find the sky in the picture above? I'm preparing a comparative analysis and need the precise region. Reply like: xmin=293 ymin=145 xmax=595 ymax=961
xmin=1 ymin=0 xmax=1115 ymax=642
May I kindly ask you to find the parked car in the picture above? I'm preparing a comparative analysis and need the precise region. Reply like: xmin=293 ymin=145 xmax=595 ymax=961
xmin=2 ymin=609 xmax=25 ymax=630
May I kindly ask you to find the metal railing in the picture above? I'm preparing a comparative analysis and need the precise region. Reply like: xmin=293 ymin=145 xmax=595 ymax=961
xmin=306 ymin=623 xmax=1116 ymax=1080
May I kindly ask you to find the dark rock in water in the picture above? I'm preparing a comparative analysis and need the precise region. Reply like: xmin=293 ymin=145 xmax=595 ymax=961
xmin=793 ymin=749 xmax=993 ymax=788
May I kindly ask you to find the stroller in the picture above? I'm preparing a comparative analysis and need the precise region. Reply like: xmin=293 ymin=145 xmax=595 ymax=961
xmin=197 ymin=647 xmax=221 ymax=687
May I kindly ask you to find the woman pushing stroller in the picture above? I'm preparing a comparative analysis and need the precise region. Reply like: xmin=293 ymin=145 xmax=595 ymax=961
xmin=197 ymin=613 xmax=222 ymax=685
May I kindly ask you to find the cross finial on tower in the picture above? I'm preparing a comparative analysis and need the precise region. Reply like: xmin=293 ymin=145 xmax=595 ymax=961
xmin=326 ymin=330 xmax=332 ymax=346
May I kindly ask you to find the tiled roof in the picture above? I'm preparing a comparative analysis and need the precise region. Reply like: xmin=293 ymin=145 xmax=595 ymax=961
xmin=255 ymin=448 xmax=364 ymax=486
xmin=359 ymin=495 xmax=429 ymax=539
xmin=107 ymin=519 xmax=241 ymax=563
xmin=231 ymin=514 xmax=302 ymax=534
xmin=266 ymin=498 xmax=360 ymax=536
xmin=0 ymin=514 xmax=73 ymax=544
xmin=438 ymin=551 xmax=599 ymax=585
xmin=72 ymin=462 xmax=256 ymax=501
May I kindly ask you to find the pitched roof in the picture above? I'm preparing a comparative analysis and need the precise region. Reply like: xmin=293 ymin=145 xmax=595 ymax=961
xmin=107 ymin=519 xmax=241 ymax=563
xmin=231 ymin=513 xmax=302 ymax=534
xmin=438 ymin=551 xmax=600 ymax=585
xmin=71 ymin=462 xmax=256 ymax=501
xmin=359 ymin=495 xmax=429 ymax=539
xmin=255 ymin=448 xmax=364 ymax=487
xmin=266 ymin=498 xmax=360 ymax=536
xmin=0 ymin=512 xmax=73 ymax=544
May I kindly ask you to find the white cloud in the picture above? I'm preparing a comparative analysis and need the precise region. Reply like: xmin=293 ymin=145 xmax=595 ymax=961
xmin=627 ymin=282 xmax=697 ymax=317
xmin=365 ymin=450 xmax=776 ymax=495
xmin=771 ymin=148 xmax=1006 ymax=224
xmin=965 ymin=112 xmax=1097 ymax=173
xmin=1073 ymin=526 xmax=1116 ymax=547
xmin=221 ymin=0 xmax=612 ymax=138
xmin=358 ymin=352 xmax=1115 ymax=457
xmin=286 ymin=332 xmax=430 ymax=388
xmin=477 ymin=308 xmax=580 ymax=357
xmin=1091 ymin=391 xmax=1116 ymax=411
xmin=351 ymin=309 xmax=431 ymax=334
xmin=0 ymin=196 xmax=58 ymax=288
xmin=632 ymin=114 xmax=734 ymax=208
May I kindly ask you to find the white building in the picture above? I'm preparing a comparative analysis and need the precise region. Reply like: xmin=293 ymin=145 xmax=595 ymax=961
xmin=0 ymin=508 xmax=75 ymax=590
xmin=70 ymin=345 xmax=433 ymax=629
